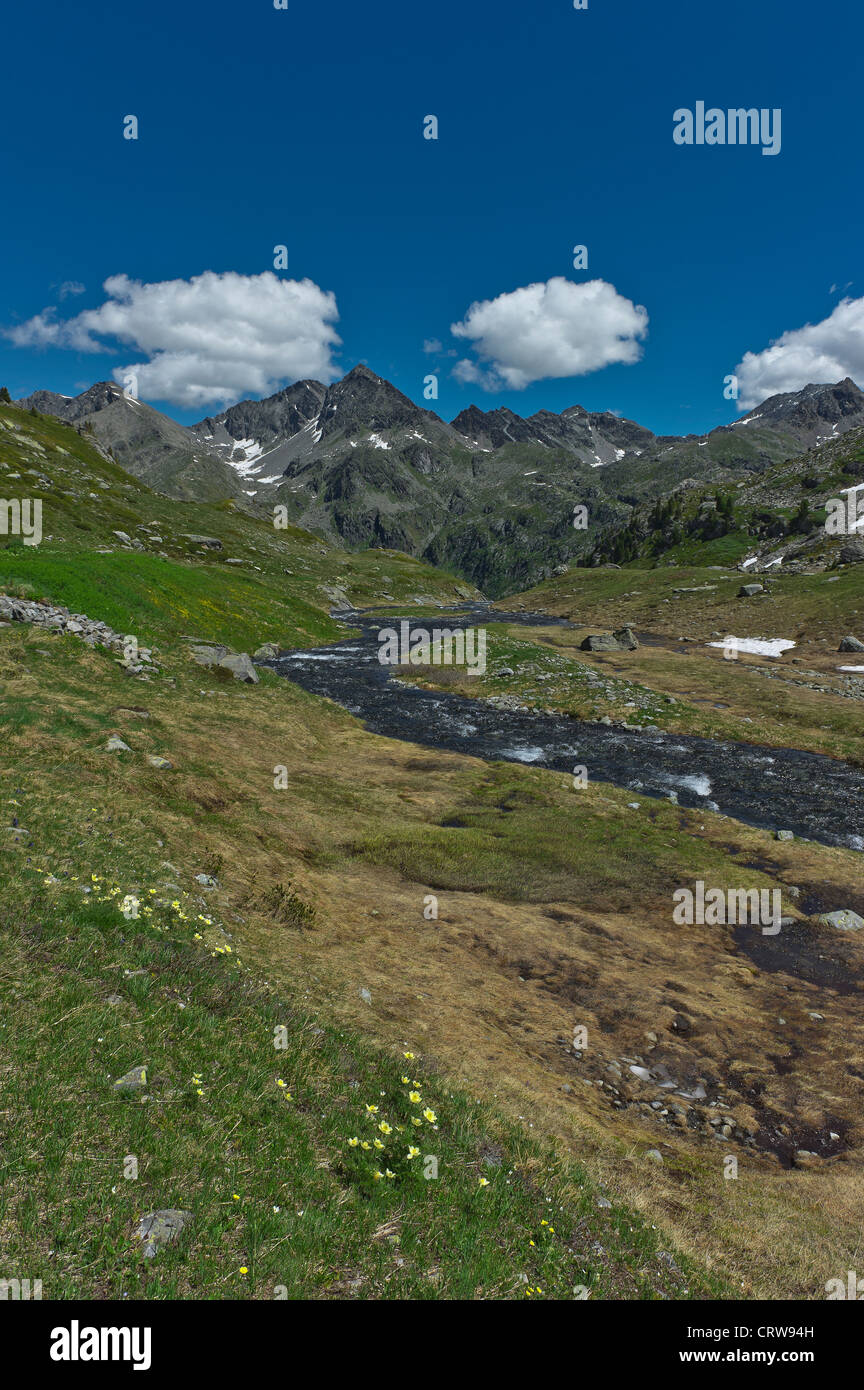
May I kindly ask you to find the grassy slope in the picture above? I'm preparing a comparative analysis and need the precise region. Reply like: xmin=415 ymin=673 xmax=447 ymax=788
xmin=0 ymin=402 xmax=478 ymax=649
xmin=4 ymin=617 xmax=861 ymax=1299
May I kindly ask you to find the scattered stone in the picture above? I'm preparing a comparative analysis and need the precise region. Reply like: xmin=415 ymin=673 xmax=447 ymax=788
xmin=775 ymin=830 xmax=794 ymax=841
xmin=135 ymin=1209 xmax=192 ymax=1258
xmin=146 ymin=755 xmax=173 ymax=770
xmin=112 ymin=531 xmax=132 ymax=545
xmin=359 ymin=987 xmax=372 ymax=1004
xmin=194 ymin=874 xmax=218 ymax=888
xmin=838 ymin=635 xmax=864 ymax=652
xmin=737 ymin=583 xmax=763 ymax=597
xmin=0 ymin=595 xmax=161 ymax=672
xmin=106 ymin=735 xmax=131 ymax=752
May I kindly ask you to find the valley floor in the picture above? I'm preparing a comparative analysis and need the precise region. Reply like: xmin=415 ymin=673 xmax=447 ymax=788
xmin=3 ymin=556 xmax=864 ymax=1297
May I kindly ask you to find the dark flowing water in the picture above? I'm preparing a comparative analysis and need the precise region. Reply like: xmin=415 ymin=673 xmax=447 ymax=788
xmin=262 ymin=607 xmax=864 ymax=853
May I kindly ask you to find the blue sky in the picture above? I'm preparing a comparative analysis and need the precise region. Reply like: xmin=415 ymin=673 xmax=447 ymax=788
xmin=1 ymin=0 xmax=861 ymax=434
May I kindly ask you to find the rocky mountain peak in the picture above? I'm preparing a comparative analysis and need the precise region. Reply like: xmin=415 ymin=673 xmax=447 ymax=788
xmin=318 ymin=363 xmax=428 ymax=439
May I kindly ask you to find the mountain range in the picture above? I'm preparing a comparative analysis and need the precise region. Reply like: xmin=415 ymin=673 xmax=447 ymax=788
xmin=17 ymin=368 xmax=864 ymax=596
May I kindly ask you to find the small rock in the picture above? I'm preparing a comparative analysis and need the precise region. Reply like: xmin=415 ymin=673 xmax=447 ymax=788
xmin=838 ymin=635 xmax=864 ymax=653
xmin=737 ymin=583 xmax=763 ymax=597
xmin=794 ymin=1150 xmax=821 ymax=1170
xmin=146 ymin=755 xmax=173 ymax=770
xmin=113 ymin=1065 xmax=148 ymax=1093
xmin=135 ymin=1209 xmax=192 ymax=1258
xmin=106 ymin=735 xmax=131 ymax=752
xmin=194 ymin=874 xmax=218 ymax=888
xmin=645 ymin=1149 xmax=664 ymax=1164
xmin=775 ymin=829 xmax=794 ymax=841
xmin=253 ymin=642 xmax=281 ymax=660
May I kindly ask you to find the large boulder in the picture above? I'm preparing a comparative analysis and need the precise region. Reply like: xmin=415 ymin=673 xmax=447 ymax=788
xmin=181 ymin=534 xmax=223 ymax=551
xmin=738 ymin=583 xmax=763 ymax=597
xmin=838 ymin=635 xmax=864 ymax=652
xmin=253 ymin=642 xmax=281 ymax=660
xmin=838 ymin=538 xmax=864 ymax=565
xmin=218 ymin=652 xmax=259 ymax=684
xmin=580 ymin=626 xmax=639 ymax=653
xmin=819 ymin=909 xmax=864 ymax=932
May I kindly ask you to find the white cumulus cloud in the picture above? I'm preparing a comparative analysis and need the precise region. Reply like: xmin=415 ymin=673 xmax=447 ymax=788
xmin=735 ymin=296 xmax=864 ymax=410
xmin=450 ymin=277 xmax=648 ymax=390
xmin=6 ymin=270 xmax=342 ymax=409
